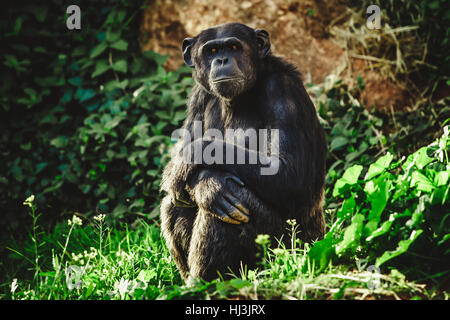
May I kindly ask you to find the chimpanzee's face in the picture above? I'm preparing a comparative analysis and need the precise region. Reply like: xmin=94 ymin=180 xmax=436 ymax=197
xmin=182 ymin=23 xmax=271 ymax=100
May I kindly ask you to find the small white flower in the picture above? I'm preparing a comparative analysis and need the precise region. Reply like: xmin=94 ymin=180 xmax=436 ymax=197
xmin=22 ymin=290 xmax=34 ymax=300
xmin=23 ymin=195 xmax=35 ymax=208
xmin=68 ymin=215 xmax=82 ymax=227
xmin=84 ymin=247 xmax=98 ymax=259
xmin=272 ymin=248 xmax=286 ymax=255
xmin=93 ymin=214 xmax=106 ymax=223
xmin=286 ymin=219 xmax=297 ymax=227
xmin=11 ymin=278 xmax=18 ymax=294
xmin=255 ymin=234 xmax=270 ymax=245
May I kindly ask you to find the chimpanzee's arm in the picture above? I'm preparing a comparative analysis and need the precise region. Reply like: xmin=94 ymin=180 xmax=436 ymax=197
xmin=178 ymin=76 xmax=320 ymax=212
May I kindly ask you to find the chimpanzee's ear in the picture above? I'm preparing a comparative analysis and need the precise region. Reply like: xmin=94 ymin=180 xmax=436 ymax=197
xmin=255 ymin=29 xmax=271 ymax=58
xmin=182 ymin=37 xmax=195 ymax=67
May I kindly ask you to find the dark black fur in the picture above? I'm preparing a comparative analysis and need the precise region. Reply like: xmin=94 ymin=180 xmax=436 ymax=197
xmin=160 ymin=23 xmax=327 ymax=282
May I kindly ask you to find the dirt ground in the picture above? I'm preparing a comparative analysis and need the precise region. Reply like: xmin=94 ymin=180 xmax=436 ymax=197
xmin=140 ymin=0 xmax=415 ymax=110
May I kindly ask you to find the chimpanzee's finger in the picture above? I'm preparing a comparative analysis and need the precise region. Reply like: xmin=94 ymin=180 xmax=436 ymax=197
xmin=209 ymin=204 xmax=242 ymax=224
xmin=217 ymin=195 xmax=249 ymax=223
xmin=226 ymin=175 xmax=245 ymax=187
xmin=223 ymin=193 xmax=249 ymax=217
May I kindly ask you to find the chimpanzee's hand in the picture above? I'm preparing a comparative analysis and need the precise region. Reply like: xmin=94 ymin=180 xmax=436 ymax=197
xmin=188 ymin=169 xmax=250 ymax=224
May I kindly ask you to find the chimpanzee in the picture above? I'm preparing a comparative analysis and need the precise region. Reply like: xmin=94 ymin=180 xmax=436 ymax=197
xmin=160 ymin=22 xmax=327 ymax=282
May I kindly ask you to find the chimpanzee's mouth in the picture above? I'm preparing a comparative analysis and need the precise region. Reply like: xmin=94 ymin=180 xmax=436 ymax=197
xmin=212 ymin=77 xmax=238 ymax=83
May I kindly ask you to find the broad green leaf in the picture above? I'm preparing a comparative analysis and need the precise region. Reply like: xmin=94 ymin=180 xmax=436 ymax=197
xmin=42 ymin=180 xmax=63 ymax=194
xmin=333 ymin=165 xmax=363 ymax=197
xmin=112 ymin=203 xmax=127 ymax=218
xmin=428 ymin=1 xmax=440 ymax=9
xmin=90 ymin=42 xmax=108 ymax=58
xmin=335 ymin=213 xmax=365 ymax=256
xmin=106 ymin=30 xmax=121 ymax=42
xmin=363 ymin=180 xmax=375 ymax=195
xmin=364 ymin=152 xmax=394 ymax=180
xmin=345 ymin=151 xmax=360 ymax=162
xmin=402 ymin=147 xmax=434 ymax=171
xmin=365 ymin=175 xmax=391 ymax=222
xmin=104 ymin=116 xmax=123 ymax=130
xmin=414 ymin=147 xmax=434 ymax=169
xmin=229 ymin=278 xmax=251 ymax=290
xmin=115 ymin=79 xmax=129 ymax=89
xmin=50 ymin=136 xmax=68 ymax=148
xmin=117 ymin=10 xmax=126 ymax=22
xmin=36 ymin=162 xmax=48 ymax=173
xmin=92 ymin=60 xmax=110 ymax=78
xmin=364 ymin=220 xmax=380 ymax=238
xmin=330 ymin=137 xmax=348 ymax=151
xmin=173 ymin=110 xmax=187 ymax=123
xmin=366 ymin=213 xmax=398 ymax=241
xmin=434 ymin=170 xmax=449 ymax=186
xmin=76 ymin=88 xmax=96 ymax=102
xmin=68 ymin=77 xmax=82 ymax=86
xmin=112 ymin=59 xmax=127 ymax=73
xmin=148 ymin=205 xmax=160 ymax=219
xmin=375 ymin=230 xmax=423 ymax=267
xmin=104 ymin=79 xmax=128 ymax=91
xmin=304 ymin=232 xmax=335 ymax=272
xmin=342 ymin=165 xmax=363 ymax=184
xmin=438 ymin=234 xmax=450 ymax=246
xmin=110 ymin=39 xmax=128 ymax=51
xmin=137 ymin=269 xmax=157 ymax=283
xmin=410 ymin=171 xmax=435 ymax=192
xmin=13 ymin=17 xmax=23 ymax=34
xmin=336 ymin=196 xmax=355 ymax=220
xmin=97 ymin=31 xmax=106 ymax=42
xmin=154 ymin=110 xmax=171 ymax=120
xmin=431 ymin=185 xmax=450 ymax=205
xmin=142 ymin=51 xmax=169 ymax=66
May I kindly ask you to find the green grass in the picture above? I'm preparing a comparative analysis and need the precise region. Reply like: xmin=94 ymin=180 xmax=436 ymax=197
xmin=1 ymin=199 xmax=447 ymax=300
xmin=2 ymin=203 xmax=181 ymax=300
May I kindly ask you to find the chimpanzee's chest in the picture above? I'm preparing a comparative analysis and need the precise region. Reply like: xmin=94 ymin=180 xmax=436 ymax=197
xmin=203 ymin=100 xmax=267 ymax=132
xmin=202 ymin=100 xmax=269 ymax=150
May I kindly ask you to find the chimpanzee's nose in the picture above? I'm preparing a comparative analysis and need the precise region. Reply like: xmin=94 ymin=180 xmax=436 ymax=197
xmin=214 ymin=57 xmax=229 ymax=66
